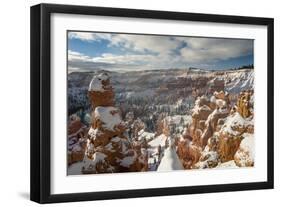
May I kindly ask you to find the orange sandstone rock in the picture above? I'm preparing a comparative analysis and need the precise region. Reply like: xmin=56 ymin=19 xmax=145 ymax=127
xmin=82 ymin=73 xmax=147 ymax=174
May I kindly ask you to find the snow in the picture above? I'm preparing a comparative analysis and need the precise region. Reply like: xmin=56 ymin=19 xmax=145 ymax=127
xmin=234 ymin=133 xmax=254 ymax=166
xmin=216 ymin=160 xmax=238 ymax=169
xmin=94 ymin=106 xmax=123 ymax=131
xmin=81 ymin=152 xmax=107 ymax=173
xmin=68 ymin=161 xmax=84 ymax=175
xmin=216 ymin=99 xmax=226 ymax=108
xmin=68 ymin=152 xmax=108 ymax=174
xmin=192 ymin=100 xmax=211 ymax=117
xmin=220 ymin=112 xmax=253 ymax=136
xmin=89 ymin=73 xmax=109 ymax=92
xmin=111 ymin=137 xmax=121 ymax=142
xmin=157 ymin=147 xmax=184 ymax=171
xmin=125 ymin=89 xmax=155 ymax=99
xmin=240 ymin=133 xmax=254 ymax=155
xmin=210 ymin=95 xmax=216 ymax=103
xmin=89 ymin=152 xmax=107 ymax=162
xmin=137 ymin=130 xmax=155 ymax=141
xmin=120 ymin=153 xmax=136 ymax=168
xmin=195 ymin=150 xmax=219 ymax=169
xmin=224 ymin=70 xmax=254 ymax=93
xmin=148 ymin=134 xmax=167 ymax=148
xmin=88 ymin=127 xmax=100 ymax=139
xmin=88 ymin=73 xmax=110 ymax=92
xmin=164 ymin=115 xmax=192 ymax=128
xmin=205 ymin=108 xmax=228 ymax=127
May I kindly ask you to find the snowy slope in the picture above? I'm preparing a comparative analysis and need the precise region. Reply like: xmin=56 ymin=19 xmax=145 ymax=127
xmin=157 ymin=147 xmax=184 ymax=171
xmin=223 ymin=69 xmax=254 ymax=93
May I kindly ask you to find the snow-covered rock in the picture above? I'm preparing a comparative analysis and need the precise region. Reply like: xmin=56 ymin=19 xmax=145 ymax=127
xmin=88 ymin=72 xmax=111 ymax=92
xmin=194 ymin=149 xmax=219 ymax=169
xmin=220 ymin=112 xmax=253 ymax=137
xmin=180 ymin=89 xmax=254 ymax=169
xmin=189 ymin=91 xmax=230 ymax=148
xmin=215 ymin=160 xmax=238 ymax=169
xmin=67 ymin=114 xmax=88 ymax=165
xmin=218 ymin=111 xmax=254 ymax=162
xmin=148 ymin=134 xmax=167 ymax=148
xmin=94 ymin=106 xmax=124 ymax=131
xmin=88 ymin=72 xmax=115 ymax=108
xmin=80 ymin=73 xmax=147 ymax=174
xmin=224 ymin=69 xmax=254 ymax=93
xmin=157 ymin=146 xmax=184 ymax=171
xmin=234 ymin=133 xmax=254 ymax=167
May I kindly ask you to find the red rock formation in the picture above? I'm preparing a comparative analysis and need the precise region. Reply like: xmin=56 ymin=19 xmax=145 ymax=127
xmin=234 ymin=133 xmax=254 ymax=167
xmin=188 ymin=96 xmax=212 ymax=146
xmin=217 ymin=91 xmax=254 ymax=162
xmin=188 ymin=92 xmax=230 ymax=148
xmin=209 ymin=78 xmax=225 ymax=94
xmin=68 ymin=114 xmax=83 ymax=135
xmin=67 ymin=115 xmax=88 ymax=165
xmin=178 ymin=90 xmax=254 ymax=169
xmin=87 ymin=73 xmax=115 ymax=108
xmin=82 ymin=73 xmax=147 ymax=174
xmin=177 ymin=138 xmax=202 ymax=169
xmin=236 ymin=90 xmax=254 ymax=118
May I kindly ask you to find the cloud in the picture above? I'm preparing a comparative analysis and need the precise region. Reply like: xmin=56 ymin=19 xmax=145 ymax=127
xmin=68 ymin=50 xmax=91 ymax=62
xmin=68 ymin=32 xmax=253 ymax=71
xmin=179 ymin=38 xmax=253 ymax=63
xmin=69 ymin=32 xmax=183 ymax=55
xmin=108 ymin=35 xmax=182 ymax=55
xmin=68 ymin=32 xmax=112 ymax=42
xmin=68 ymin=50 xmax=160 ymax=72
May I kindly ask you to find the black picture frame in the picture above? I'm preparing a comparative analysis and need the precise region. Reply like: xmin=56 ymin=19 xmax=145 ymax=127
xmin=30 ymin=3 xmax=274 ymax=204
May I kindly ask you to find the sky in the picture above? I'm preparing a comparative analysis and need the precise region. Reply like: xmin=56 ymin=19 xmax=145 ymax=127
xmin=68 ymin=31 xmax=253 ymax=72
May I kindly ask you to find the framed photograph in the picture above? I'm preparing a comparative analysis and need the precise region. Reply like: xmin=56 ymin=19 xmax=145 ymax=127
xmin=30 ymin=3 xmax=274 ymax=203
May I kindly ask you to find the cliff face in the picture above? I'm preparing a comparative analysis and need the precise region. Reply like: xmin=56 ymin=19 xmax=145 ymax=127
xmin=82 ymin=73 xmax=147 ymax=174
xmin=177 ymin=90 xmax=254 ymax=169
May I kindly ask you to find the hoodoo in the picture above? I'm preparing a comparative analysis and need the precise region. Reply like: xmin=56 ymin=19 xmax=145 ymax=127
xmin=82 ymin=73 xmax=147 ymax=173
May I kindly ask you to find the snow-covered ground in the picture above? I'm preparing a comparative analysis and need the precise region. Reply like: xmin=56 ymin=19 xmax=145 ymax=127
xmin=157 ymin=146 xmax=184 ymax=171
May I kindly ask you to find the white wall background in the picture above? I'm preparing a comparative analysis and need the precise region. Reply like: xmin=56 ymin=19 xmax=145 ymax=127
xmin=0 ymin=0 xmax=279 ymax=206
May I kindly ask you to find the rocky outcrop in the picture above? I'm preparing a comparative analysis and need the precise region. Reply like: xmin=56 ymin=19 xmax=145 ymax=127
xmin=67 ymin=115 xmax=88 ymax=165
xmin=209 ymin=78 xmax=225 ymax=93
xmin=236 ymin=90 xmax=254 ymax=118
xmin=82 ymin=73 xmax=147 ymax=174
xmin=188 ymin=91 xmax=230 ymax=148
xmin=177 ymin=92 xmax=230 ymax=168
xmin=217 ymin=91 xmax=254 ymax=162
xmin=68 ymin=114 xmax=84 ymax=135
xmin=177 ymin=137 xmax=201 ymax=169
xmin=234 ymin=133 xmax=254 ymax=167
xmin=88 ymin=73 xmax=115 ymax=108
xmin=178 ymin=90 xmax=254 ymax=169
